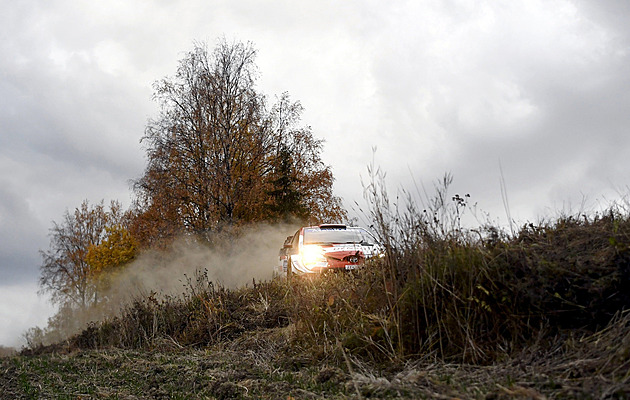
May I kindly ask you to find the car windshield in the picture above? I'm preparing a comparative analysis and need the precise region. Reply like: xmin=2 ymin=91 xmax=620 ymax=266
xmin=303 ymin=228 xmax=365 ymax=245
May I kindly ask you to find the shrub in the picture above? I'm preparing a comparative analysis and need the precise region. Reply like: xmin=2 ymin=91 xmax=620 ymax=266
xmin=70 ymin=270 xmax=291 ymax=350
xmin=44 ymin=173 xmax=630 ymax=367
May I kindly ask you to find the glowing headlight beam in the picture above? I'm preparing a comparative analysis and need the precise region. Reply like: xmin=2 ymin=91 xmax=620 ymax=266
xmin=300 ymin=245 xmax=326 ymax=265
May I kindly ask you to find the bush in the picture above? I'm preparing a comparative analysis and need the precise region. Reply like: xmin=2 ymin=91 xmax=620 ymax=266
xmin=356 ymin=170 xmax=630 ymax=362
xmin=70 ymin=270 xmax=291 ymax=350
xmin=37 ymin=173 xmax=630 ymax=367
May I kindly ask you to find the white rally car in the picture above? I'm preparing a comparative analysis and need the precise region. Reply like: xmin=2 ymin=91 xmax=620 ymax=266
xmin=277 ymin=224 xmax=382 ymax=276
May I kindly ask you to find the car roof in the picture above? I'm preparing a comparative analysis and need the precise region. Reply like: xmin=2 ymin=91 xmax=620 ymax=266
xmin=303 ymin=224 xmax=364 ymax=231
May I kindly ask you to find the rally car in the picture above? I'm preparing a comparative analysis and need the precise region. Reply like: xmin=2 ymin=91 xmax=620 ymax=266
xmin=277 ymin=224 xmax=382 ymax=276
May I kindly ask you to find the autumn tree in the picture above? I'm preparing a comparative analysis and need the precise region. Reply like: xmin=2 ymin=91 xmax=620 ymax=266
xmin=85 ymin=224 xmax=137 ymax=293
xmin=39 ymin=200 xmax=133 ymax=308
xmin=264 ymin=145 xmax=308 ymax=222
xmin=133 ymin=39 xmax=345 ymax=245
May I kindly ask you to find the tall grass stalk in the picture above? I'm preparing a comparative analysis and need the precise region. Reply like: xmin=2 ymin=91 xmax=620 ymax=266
xmin=358 ymin=168 xmax=630 ymax=363
xmin=30 ymin=173 xmax=630 ymax=368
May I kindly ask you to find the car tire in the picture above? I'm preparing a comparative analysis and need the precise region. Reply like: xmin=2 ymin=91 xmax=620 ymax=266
xmin=287 ymin=256 xmax=293 ymax=279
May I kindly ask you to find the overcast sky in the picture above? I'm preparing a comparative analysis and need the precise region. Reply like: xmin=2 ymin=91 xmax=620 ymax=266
xmin=1 ymin=0 xmax=630 ymax=347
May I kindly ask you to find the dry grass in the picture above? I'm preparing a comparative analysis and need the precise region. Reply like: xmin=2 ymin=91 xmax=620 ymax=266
xmin=358 ymin=170 xmax=630 ymax=363
xmin=3 ymin=312 xmax=628 ymax=399
xmin=0 ymin=345 xmax=17 ymax=358
xmin=11 ymin=174 xmax=630 ymax=398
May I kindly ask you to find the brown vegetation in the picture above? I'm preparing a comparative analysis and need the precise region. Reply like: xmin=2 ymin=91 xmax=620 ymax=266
xmin=19 ymin=38 xmax=629 ymax=398
xmin=12 ymin=181 xmax=630 ymax=398
xmin=0 ymin=345 xmax=16 ymax=358
xmin=131 ymin=39 xmax=345 ymax=248
xmin=38 ymin=200 xmax=133 ymax=309
xmin=34 ymin=39 xmax=345 ymax=344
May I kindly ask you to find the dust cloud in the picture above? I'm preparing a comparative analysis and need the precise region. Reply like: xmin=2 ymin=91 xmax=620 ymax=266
xmin=110 ymin=223 xmax=297 ymax=297
xmin=25 ymin=223 xmax=299 ymax=347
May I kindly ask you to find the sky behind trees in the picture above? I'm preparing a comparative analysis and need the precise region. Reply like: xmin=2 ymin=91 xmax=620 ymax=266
xmin=2 ymin=0 xmax=630 ymax=347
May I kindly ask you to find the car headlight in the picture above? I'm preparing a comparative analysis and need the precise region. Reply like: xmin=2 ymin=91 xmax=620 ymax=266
xmin=300 ymin=245 xmax=326 ymax=266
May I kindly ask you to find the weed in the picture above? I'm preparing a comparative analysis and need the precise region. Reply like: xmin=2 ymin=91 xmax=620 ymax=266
xmin=10 ymin=173 xmax=630 ymax=397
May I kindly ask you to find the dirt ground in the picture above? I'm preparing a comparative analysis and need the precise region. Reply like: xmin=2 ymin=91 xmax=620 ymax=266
xmin=2 ymin=325 xmax=629 ymax=399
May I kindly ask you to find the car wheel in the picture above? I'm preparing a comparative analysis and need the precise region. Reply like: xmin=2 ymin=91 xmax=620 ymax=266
xmin=287 ymin=256 xmax=292 ymax=279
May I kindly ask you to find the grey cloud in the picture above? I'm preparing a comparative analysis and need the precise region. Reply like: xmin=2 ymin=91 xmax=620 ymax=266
xmin=352 ymin=1 xmax=630 ymax=223
xmin=0 ymin=184 xmax=46 ymax=285
xmin=2 ymin=0 xmax=630 ymax=346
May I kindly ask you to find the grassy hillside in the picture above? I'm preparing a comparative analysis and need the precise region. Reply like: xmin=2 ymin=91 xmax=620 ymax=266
xmin=2 ymin=317 xmax=629 ymax=399
xmin=2 ymin=190 xmax=630 ymax=398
